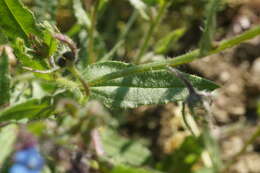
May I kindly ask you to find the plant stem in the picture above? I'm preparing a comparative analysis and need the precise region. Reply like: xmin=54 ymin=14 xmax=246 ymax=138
xmin=222 ymin=125 xmax=260 ymax=172
xmin=100 ymin=10 xmax=138 ymax=61
xmin=134 ymin=2 xmax=168 ymax=63
xmin=87 ymin=1 xmax=99 ymax=64
xmin=89 ymin=26 xmax=260 ymax=86
xmin=68 ymin=66 xmax=90 ymax=97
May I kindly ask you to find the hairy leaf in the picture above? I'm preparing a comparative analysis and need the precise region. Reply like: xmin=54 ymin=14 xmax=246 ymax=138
xmin=84 ymin=61 xmax=218 ymax=108
xmin=0 ymin=0 xmax=42 ymax=41
xmin=0 ymin=48 xmax=10 ymax=106
xmin=0 ymin=98 xmax=53 ymax=122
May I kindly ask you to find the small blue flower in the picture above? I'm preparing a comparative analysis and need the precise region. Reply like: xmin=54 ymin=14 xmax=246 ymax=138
xmin=10 ymin=164 xmax=28 ymax=173
xmin=9 ymin=147 xmax=44 ymax=173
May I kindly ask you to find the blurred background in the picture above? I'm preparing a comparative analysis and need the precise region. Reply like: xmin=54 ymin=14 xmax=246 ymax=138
xmin=1 ymin=0 xmax=260 ymax=172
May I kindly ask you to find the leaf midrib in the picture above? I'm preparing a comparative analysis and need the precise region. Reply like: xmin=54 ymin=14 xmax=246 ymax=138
xmin=91 ymin=85 xmax=206 ymax=89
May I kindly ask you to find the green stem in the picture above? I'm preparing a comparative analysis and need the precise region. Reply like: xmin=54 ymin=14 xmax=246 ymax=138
xmin=89 ymin=26 xmax=260 ymax=86
xmin=134 ymin=2 xmax=168 ymax=63
xmin=68 ymin=66 xmax=90 ymax=97
xmin=100 ymin=10 xmax=138 ymax=61
xmin=87 ymin=1 xmax=99 ymax=64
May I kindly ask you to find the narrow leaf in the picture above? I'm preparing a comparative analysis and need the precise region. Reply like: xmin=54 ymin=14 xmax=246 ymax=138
xmin=199 ymin=0 xmax=219 ymax=56
xmin=84 ymin=61 xmax=218 ymax=108
xmin=0 ymin=48 xmax=10 ymax=106
xmin=0 ymin=0 xmax=42 ymax=41
xmin=155 ymin=28 xmax=186 ymax=54
xmin=0 ymin=98 xmax=53 ymax=122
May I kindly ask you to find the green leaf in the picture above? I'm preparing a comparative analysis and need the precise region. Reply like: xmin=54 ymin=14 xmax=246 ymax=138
xmin=84 ymin=61 xmax=218 ymax=108
xmin=0 ymin=48 xmax=10 ymax=106
xmin=157 ymin=136 xmax=203 ymax=173
xmin=0 ymin=0 xmax=43 ymax=42
xmin=110 ymin=165 xmax=160 ymax=173
xmin=15 ymin=38 xmax=51 ymax=80
xmin=142 ymin=0 xmax=160 ymax=6
xmin=101 ymin=128 xmax=151 ymax=166
xmin=195 ymin=168 xmax=215 ymax=173
xmin=42 ymin=23 xmax=58 ymax=57
xmin=0 ymin=30 xmax=8 ymax=44
xmin=0 ymin=124 xmax=17 ymax=166
xmin=155 ymin=28 xmax=186 ymax=54
xmin=0 ymin=98 xmax=53 ymax=122
xmin=199 ymin=0 xmax=219 ymax=56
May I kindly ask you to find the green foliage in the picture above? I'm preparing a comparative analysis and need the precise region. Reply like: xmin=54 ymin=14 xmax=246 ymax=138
xmin=155 ymin=28 xmax=186 ymax=54
xmin=0 ymin=0 xmax=42 ymax=42
xmin=199 ymin=0 xmax=219 ymax=56
xmin=0 ymin=48 xmax=10 ymax=106
xmin=0 ymin=30 xmax=8 ymax=44
xmin=157 ymin=136 xmax=204 ymax=173
xmin=0 ymin=125 xmax=17 ymax=166
xmin=0 ymin=0 xmax=259 ymax=172
xmin=14 ymin=38 xmax=51 ymax=80
xmin=0 ymin=98 xmax=53 ymax=122
xmin=195 ymin=168 xmax=215 ymax=173
xmin=142 ymin=0 xmax=160 ymax=6
xmin=101 ymin=128 xmax=151 ymax=166
xmin=84 ymin=61 xmax=218 ymax=108
xmin=33 ymin=0 xmax=57 ymax=23
xmin=109 ymin=164 xmax=160 ymax=173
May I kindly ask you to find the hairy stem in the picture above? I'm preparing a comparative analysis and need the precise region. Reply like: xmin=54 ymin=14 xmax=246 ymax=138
xmin=134 ymin=2 xmax=168 ymax=63
xmin=68 ymin=66 xmax=90 ymax=97
xmin=89 ymin=26 xmax=260 ymax=86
